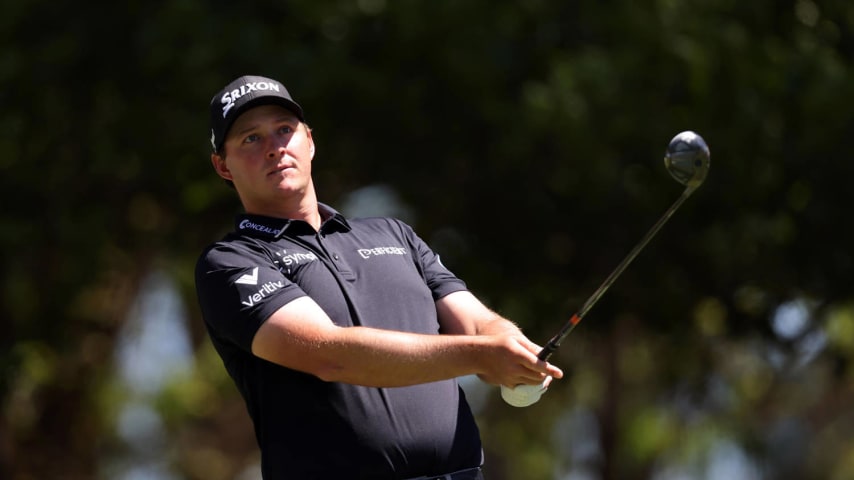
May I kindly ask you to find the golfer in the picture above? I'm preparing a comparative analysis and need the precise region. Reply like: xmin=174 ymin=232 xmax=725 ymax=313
xmin=195 ymin=75 xmax=563 ymax=479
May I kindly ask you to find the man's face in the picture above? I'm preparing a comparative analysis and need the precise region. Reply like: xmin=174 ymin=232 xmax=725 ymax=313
xmin=211 ymin=104 xmax=315 ymax=212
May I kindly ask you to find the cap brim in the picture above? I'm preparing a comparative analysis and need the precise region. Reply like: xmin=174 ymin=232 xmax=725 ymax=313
xmin=216 ymin=97 xmax=305 ymax=151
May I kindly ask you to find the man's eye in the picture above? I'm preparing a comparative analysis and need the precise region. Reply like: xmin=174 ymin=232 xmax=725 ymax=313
xmin=278 ymin=126 xmax=293 ymax=134
xmin=243 ymin=134 xmax=260 ymax=144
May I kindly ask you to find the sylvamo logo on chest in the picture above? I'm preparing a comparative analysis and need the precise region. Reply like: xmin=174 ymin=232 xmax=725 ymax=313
xmin=276 ymin=250 xmax=318 ymax=266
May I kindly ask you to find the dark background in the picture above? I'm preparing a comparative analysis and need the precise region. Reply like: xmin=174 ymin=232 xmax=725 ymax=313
xmin=2 ymin=1 xmax=853 ymax=479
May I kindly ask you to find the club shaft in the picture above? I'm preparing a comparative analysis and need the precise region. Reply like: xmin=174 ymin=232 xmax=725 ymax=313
xmin=538 ymin=185 xmax=697 ymax=361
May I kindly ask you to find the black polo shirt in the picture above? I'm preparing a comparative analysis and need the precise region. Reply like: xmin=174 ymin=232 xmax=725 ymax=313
xmin=195 ymin=204 xmax=483 ymax=479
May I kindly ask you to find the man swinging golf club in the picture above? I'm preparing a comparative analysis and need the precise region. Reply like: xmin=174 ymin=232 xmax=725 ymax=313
xmin=195 ymin=75 xmax=563 ymax=479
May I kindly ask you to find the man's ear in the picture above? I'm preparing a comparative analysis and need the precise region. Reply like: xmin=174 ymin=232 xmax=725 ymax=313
xmin=211 ymin=153 xmax=233 ymax=181
xmin=306 ymin=126 xmax=316 ymax=159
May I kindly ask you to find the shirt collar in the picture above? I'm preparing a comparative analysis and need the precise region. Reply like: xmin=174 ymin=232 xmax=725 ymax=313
xmin=234 ymin=203 xmax=351 ymax=239
xmin=317 ymin=203 xmax=351 ymax=231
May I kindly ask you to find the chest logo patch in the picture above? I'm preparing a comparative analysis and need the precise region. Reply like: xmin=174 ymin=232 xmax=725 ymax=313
xmin=357 ymin=247 xmax=407 ymax=259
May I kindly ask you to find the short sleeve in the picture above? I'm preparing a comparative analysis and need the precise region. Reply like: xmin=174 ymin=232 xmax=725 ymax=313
xmin=396 ymin=221 xmax=468 ymax=300
xmin=195 ymin=241 xmax=307 ymax=352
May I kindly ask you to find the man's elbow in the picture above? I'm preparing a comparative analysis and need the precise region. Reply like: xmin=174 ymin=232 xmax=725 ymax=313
xmin=311 ymin=361 xmax=348 ymax=383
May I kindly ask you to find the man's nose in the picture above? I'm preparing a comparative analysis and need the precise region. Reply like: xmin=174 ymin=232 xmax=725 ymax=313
xmin=267 ymin=138 xmax=287 ymax=158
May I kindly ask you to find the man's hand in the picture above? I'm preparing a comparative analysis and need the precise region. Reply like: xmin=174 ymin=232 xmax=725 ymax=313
xmin=473 ymin=333 xmax=562 ymax=387
xmin=436 ymin=291 xmax=563 ymax=389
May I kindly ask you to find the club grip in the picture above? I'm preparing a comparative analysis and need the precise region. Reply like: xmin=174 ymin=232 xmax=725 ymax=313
xmin=537 ymin=313 xmax=581 ymax=362
xmin=538 ymin=342 xmax=557 ymax=362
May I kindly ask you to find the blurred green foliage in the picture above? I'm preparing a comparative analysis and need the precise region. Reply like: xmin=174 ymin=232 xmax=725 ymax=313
xmin=1 ymin=0 xmax=852 ymax=479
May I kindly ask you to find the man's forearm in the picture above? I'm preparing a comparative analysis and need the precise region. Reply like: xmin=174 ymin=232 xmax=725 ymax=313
xmin=310 ymin=326 xmax=488 ymax=387
xmin=474 ymin=315 xmax=524 ymax=336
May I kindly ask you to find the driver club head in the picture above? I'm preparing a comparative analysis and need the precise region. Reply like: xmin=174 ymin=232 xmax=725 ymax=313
xmin=664 ymin=131 xmax=710 ymax=189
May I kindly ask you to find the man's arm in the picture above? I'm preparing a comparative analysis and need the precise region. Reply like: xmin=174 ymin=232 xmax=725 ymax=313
xmin=251 ymin=294 xmax=562 ymax=388
xmin=435 ymin=290 xmax=562 ymax=386
xmin=436 ymin=290 xmax=525 ymax=336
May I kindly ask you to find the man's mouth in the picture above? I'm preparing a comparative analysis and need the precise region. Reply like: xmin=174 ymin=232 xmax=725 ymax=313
xmin=270 ymin=164 xmax=295 ymax=175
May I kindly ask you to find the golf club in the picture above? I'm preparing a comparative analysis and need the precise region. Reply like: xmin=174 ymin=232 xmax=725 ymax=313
xmin=502 ymin=130 xmax=710 ymax=407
